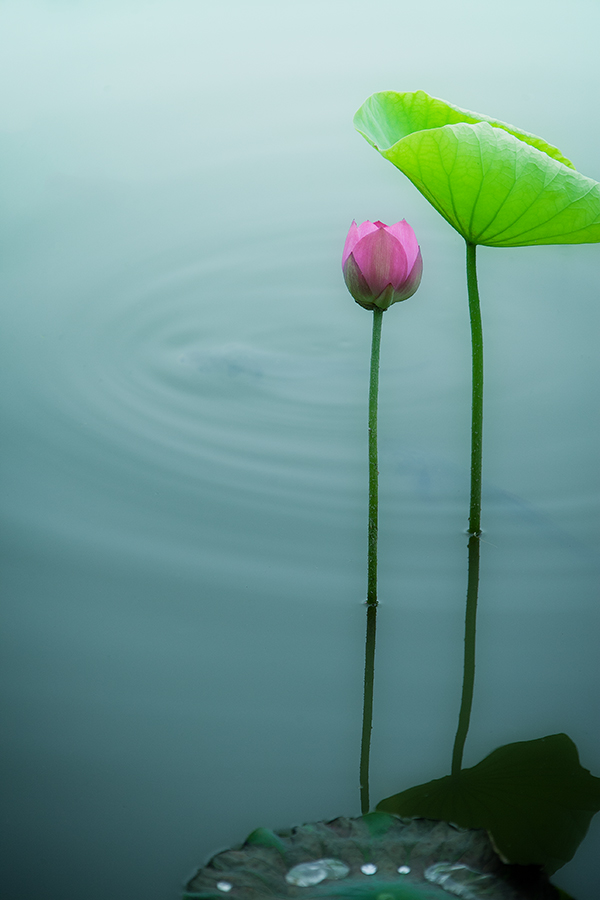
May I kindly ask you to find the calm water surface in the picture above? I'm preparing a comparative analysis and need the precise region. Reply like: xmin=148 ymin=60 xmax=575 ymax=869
xmin=1 ymin=2 xmax=599 ymax=899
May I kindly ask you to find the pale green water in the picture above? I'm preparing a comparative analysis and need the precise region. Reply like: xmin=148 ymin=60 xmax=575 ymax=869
xmin=1 ymin=2 xmax=599 ymax=898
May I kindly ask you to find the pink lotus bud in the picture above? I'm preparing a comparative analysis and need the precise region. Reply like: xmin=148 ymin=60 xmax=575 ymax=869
xmin=342 ymin=219 xmax=423 ymax=311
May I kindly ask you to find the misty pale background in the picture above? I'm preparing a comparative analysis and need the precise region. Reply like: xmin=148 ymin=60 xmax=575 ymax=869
xmin=1 ymin=1 xmax=599 ymax=898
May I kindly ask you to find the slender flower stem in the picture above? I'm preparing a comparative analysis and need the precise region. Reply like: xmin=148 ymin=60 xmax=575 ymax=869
xmin=360 ymin=306 xmax=384 ymax=814
xmin=367 ymin=308 xmax=383 ymax=608
xmin=451 ymin=241 xmax=484 ymax=778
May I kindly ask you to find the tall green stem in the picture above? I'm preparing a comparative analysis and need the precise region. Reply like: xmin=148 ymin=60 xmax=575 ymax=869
xmin=466 ymin=242 xmax=484 ymax=537
xmin=360 ymin=306 xmax=383 ymax=814
xmin=451 ymin=241 xmax=484 ymax=777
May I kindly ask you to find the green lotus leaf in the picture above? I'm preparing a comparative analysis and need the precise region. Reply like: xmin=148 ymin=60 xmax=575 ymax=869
xmin=185 ymin=814 xmax=560 ymax=899
xmin=376 ymin=733 xmax=600 ymax=874
xmin=354 ymin=91 xmax=600 ymax=247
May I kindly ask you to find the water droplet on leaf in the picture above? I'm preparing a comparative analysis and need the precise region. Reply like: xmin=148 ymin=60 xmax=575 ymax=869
xmin=360 ymin=862 xmax=378 ymax=875
xmin=285 ymin=858 xmax=349 ymax=887
xmin=424 ymin=862 xmax=495 ymax=899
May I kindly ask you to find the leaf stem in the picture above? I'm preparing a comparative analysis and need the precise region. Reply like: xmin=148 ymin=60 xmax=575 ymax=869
xmin=360 ymin=306 xmax=383 ymax=814
xmin=451 ymin=241 xmax=483 ymax=778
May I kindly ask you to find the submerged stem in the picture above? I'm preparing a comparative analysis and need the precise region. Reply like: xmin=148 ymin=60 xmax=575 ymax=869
xmin=451 ymin=534 xmax=481 ymax=777
xmin=360 ymin=306 xmax=383 ymax=814
xmin=360 ymin=604 xmax=377 ymax=814
xmin=451 ymin=241 xmax=484 ymax=777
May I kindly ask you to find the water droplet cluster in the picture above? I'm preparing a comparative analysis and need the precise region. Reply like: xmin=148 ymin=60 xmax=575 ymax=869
xmin=282 ymin=858 xmax=412 ymax=887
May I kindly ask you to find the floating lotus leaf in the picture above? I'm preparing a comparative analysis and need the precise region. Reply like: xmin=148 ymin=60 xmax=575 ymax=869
xmin=183 ymin=813 xmax=561 ymax=899
xmin=377 ymin=734 xmax=600 ymax=875
xmin=354 ymin=90 xmax=600 ymax=247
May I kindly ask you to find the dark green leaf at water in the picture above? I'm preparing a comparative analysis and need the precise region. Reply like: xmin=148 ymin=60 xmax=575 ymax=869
xmin=354 ymin=91 xmax=600 ymax=247
xmin=185 ymin=814 xmax=560 ymax=899
xmin=377 ymin=734 xmax=600 ymax=874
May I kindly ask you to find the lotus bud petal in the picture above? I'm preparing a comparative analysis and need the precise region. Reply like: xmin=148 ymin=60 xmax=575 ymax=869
xmin=342 ymin=219 xmax=423 ymax=311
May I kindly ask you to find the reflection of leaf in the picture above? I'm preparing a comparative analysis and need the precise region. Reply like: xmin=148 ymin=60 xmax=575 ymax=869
xmin=354 ymin=91 xmax=600 ymax=247
xmin=377 ymin=734 xmax=600 ymax=874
